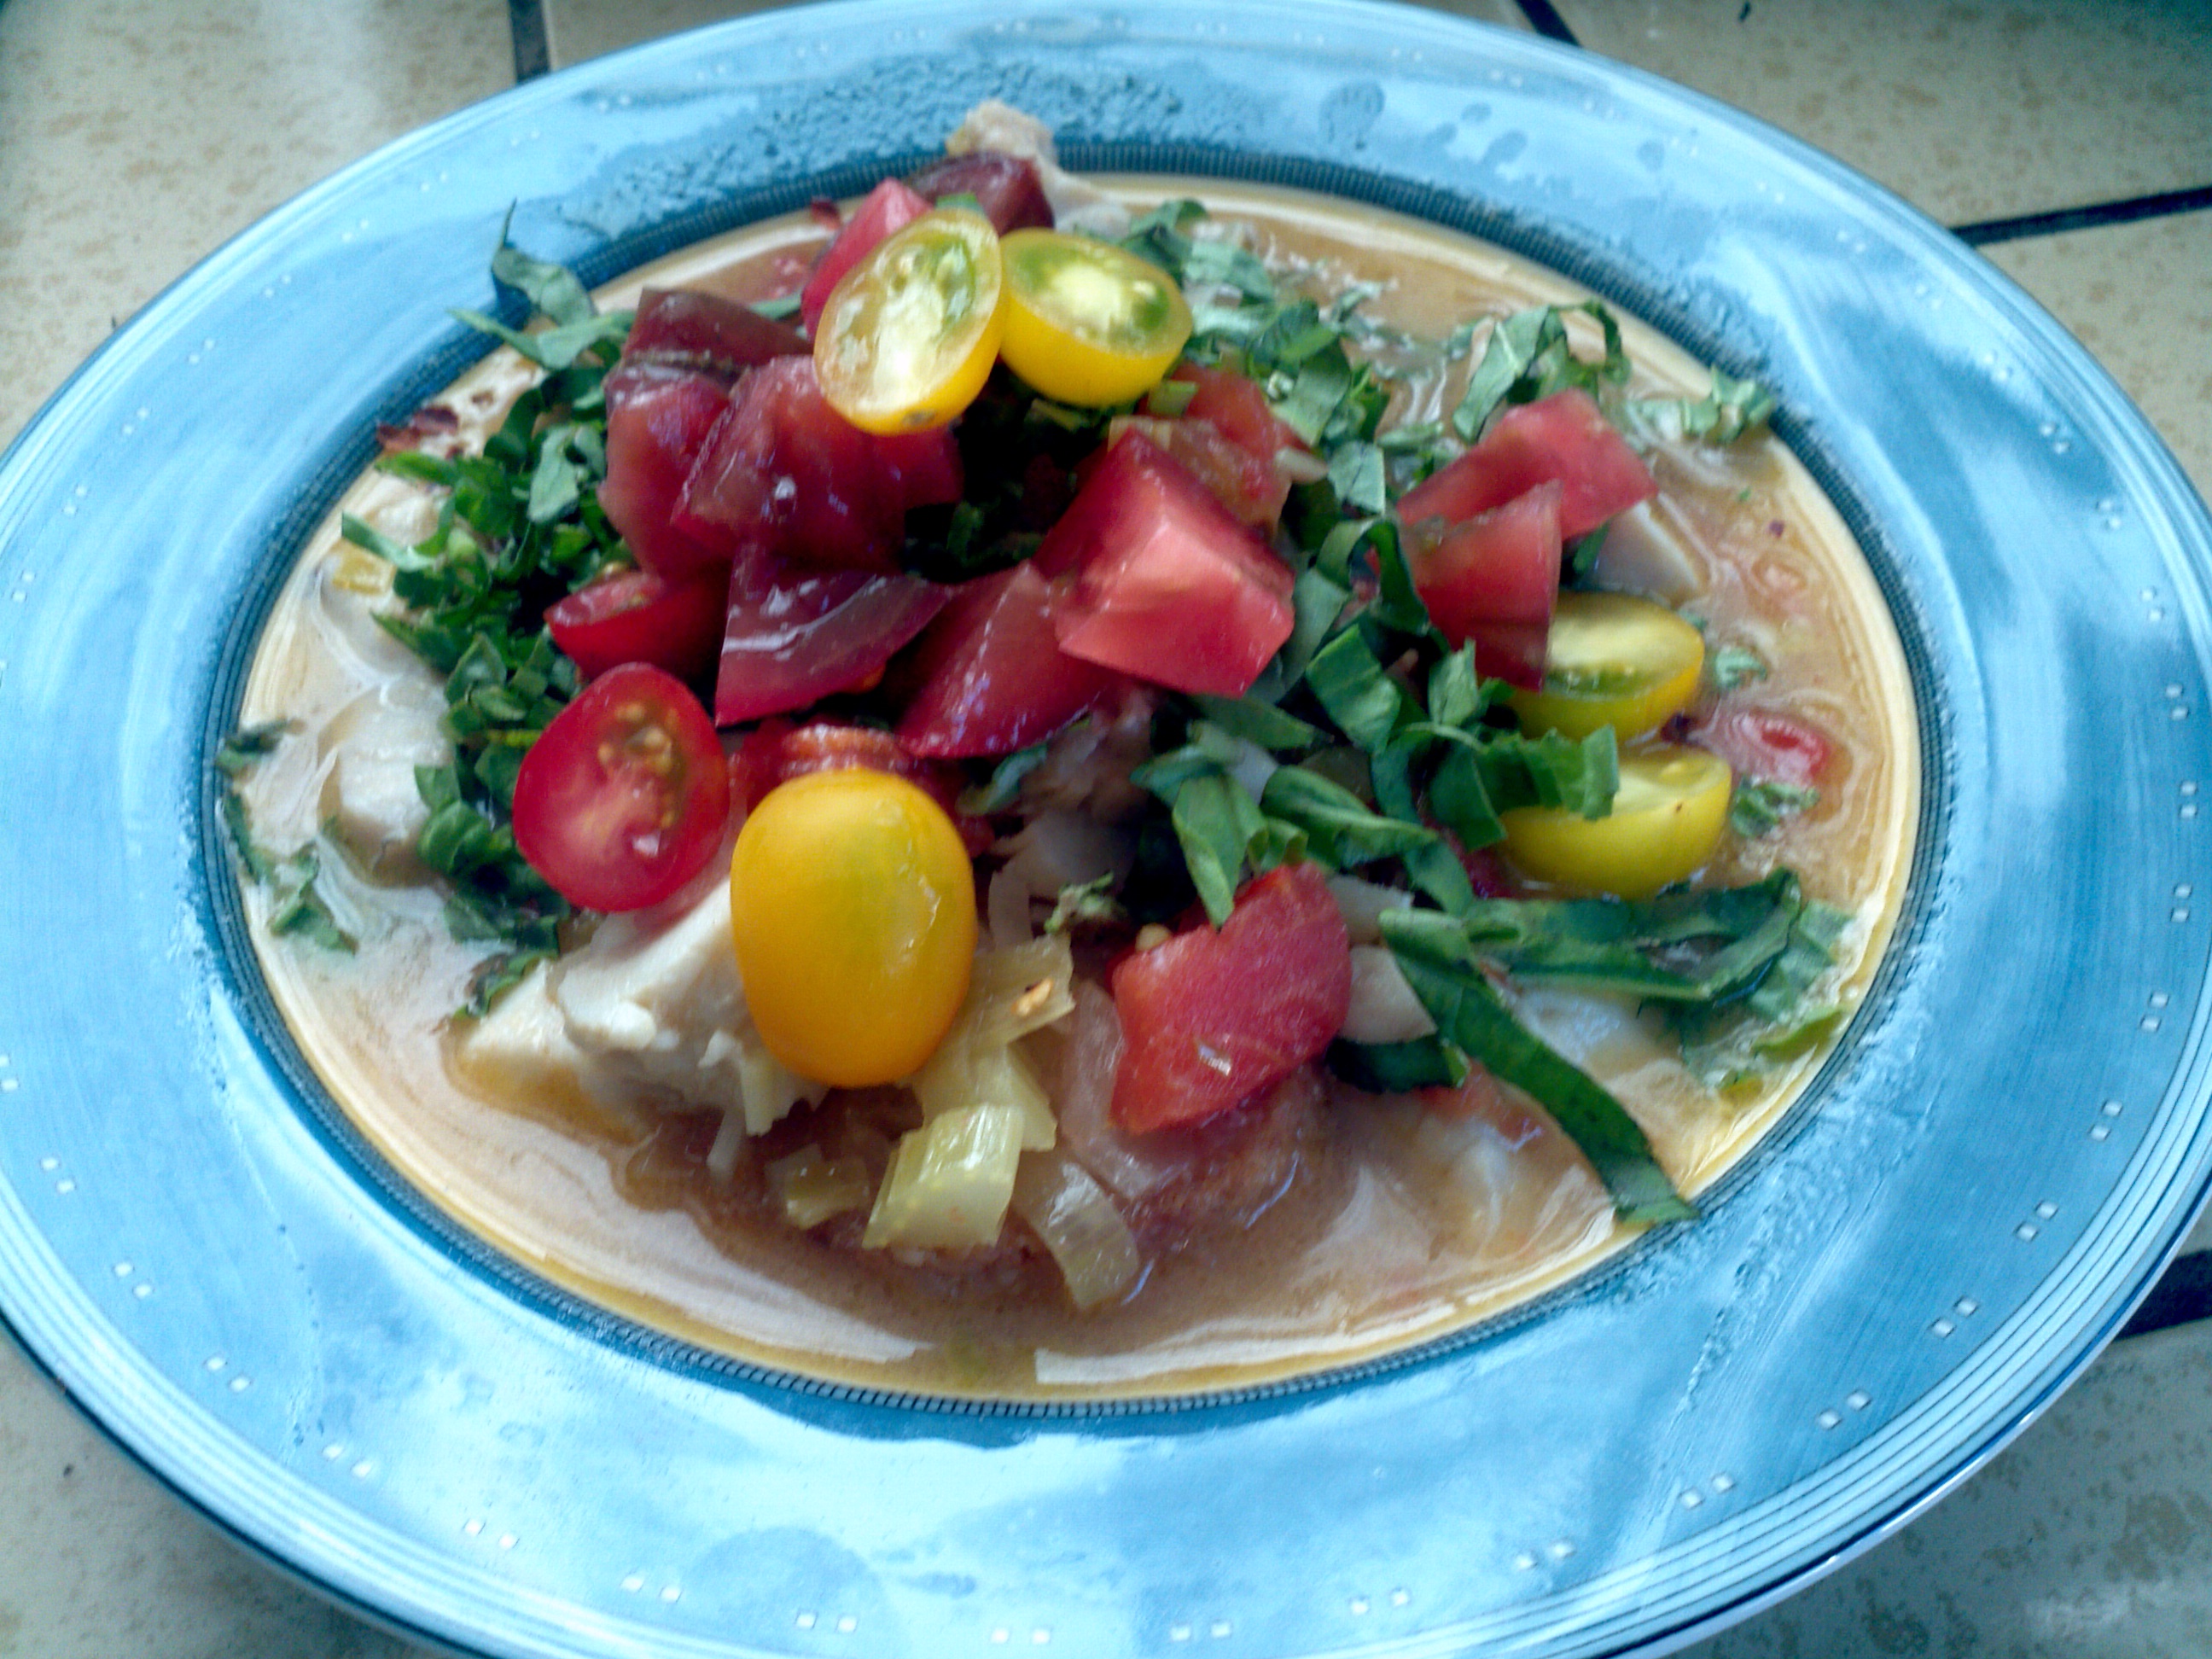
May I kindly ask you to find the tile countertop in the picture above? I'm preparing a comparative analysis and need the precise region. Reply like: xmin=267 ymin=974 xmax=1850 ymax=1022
xmin=1 ymin=0 xmax=2208 ymax=1655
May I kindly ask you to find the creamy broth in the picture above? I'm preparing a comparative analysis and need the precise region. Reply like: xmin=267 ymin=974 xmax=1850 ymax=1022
xmin=231 ymin=182 xmax=1918 ymax=1399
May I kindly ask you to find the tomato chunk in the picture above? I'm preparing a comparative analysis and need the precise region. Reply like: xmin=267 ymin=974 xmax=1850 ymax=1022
xmin=733 ymin=720 xmax=991 ymax=852
xmin=512 ymin=664 xmax=731 ymax=913
xmin=713 ymin=552 xmax=948 ymax=725
xmin=1109 ymin=862 xmax=1352 ymax=1134
xmin=622 ymin=288 xmax=807 ymax=377
xmin=895 ymin=562 xmax=1123 ymax=757
xmin=800 ymin=177 xmax=933 ymax=335
xmin=1405 ymin=480 xmax=1563 ymax=690
xmin=1035 ymin=432 xmax=1294 ymax=699
xmin=905 ymin=150 xmax=1056 ymax=235
xmin=679 ymin=357 xmax=963 ymax=574
xmin=1169 ymin=361 xmax=1309 ymax=470
xmin=599 ymin=363 xmax=739 ymax=581
xmin=546 ymin=566 xmax=726 ymax=684
xmin=1399 ymin=387 xmax=1656 ymax=542
xmin=1109 ymin=415 xmax=1286 ymax=528
xmin=1685 ymin=705 xmax=1832 ymax=787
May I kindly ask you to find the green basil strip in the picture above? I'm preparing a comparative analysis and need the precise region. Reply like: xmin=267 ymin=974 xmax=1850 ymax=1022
xmin=1327 ymin=1036 xmax=1468 ymax=1093
xmin=1191 ymin=694 xmax=1326 ymax=754
xmin=957 ymin=742 xmax=1050 ymax=815
xmin=1132 ymin=748 xmax=1268 ymax=927
xmin=491 ymin=236 xmax=597 ymax=328
xmin=1381 ymin=909 xmax=1696 ymax=1223
xmin=1260 ymin=766 xmax=1439 ymax=869
xmin=1304 ymin=628 xmax=1408 ymax=754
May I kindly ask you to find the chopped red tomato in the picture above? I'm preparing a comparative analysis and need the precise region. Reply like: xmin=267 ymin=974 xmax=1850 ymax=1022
xmin=678 ymin=357 xmax=963 ymax=574
xmin=599 ymin=363 xmax=737 ymax=581
xmin=905 ymin=151 xmax=1055 ymax=235
xmin=1034 ymin=432 xmax=1295 ymax=699
xmin=800 ymin=177 xmax=932 ymax=334
xmin=621 ymin=288 xmax=807 ymax=377
xmin=895 ymin=562 xmax=1123 ymax=757
xmin=1405 ymin=480 xmax=1563 ymax=690
xmin=1109 ymin=861 xmax=1352 ymax=1134
xmin=1687 ymin=705 xmax=1832 ymax=787
xmin=713 ymin=553 xmax=947 ymax=725
xmin=1399 ymin=387 xmax=1656 ymax=542
xmin=732 ymin=720 xmax=992 ymax=853
xmin=512 ymin=664 xmax=731 ymax=913
xmin=546 ymin=566 xmax=725 ymax=683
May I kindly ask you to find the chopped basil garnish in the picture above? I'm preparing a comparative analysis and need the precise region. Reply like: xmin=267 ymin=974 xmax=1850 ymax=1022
xmin=214 ymin=725 xmax=355 ymax=954
xmin=1730 ymin=777 xmax=1820 ymax=838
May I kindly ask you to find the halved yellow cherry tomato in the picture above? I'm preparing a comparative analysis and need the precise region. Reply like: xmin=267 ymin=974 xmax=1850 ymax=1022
xmin=1510 ymin=591 xmax=1706 ymax=742
xmin=813 ymin=207 xmax=1004 ymax=434
xmin=729 ymin=769 xmax=977 ymax=1086
xmin=997 ymin=230 xmax=1194 ymax=406
xmin=1500 ymin=744 xmax=1732 ymax=899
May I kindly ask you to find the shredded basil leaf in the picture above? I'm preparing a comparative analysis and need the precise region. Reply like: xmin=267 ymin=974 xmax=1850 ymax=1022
xmin=1382 ymin=908 xmax=1693 ymax=1221
xmin=1710 ymin=645 xmax=1769 ymax=690
xmin=1730 ymin=777 xmax=1820 ymax=838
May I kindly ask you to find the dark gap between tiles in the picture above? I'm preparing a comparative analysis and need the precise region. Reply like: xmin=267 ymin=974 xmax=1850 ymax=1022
xmin=1953 ymin=184 xmax=2212 ymax=247
xmin=2119 ymin=1251 xmax=2212 ymax=1341
xmin=510 ymin=0 xmax=550 ymax=81
xmin=1514 ymin=0 xmax=1579 ymax=44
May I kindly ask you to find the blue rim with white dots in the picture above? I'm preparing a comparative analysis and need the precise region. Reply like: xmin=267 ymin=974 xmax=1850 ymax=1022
xmin=3 ymin=3 xmax=2210 ymax=1655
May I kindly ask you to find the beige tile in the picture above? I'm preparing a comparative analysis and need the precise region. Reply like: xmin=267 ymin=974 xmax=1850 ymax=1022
xmin=0 ymin=1342 xmax=434 ymax=1658
xmin=0 ymin=0 xmax=514 ymax=451
xmin=543 ymin=0 xmax=1528 ymax=69
xmin=1552 ymin=0 xmax=2212 ymax=227
xmin=1982 ymin=212 xmax=2212 ymax=503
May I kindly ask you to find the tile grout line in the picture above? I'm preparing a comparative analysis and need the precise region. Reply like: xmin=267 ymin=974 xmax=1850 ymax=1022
xmin=1514 ymin=0 xmax=1579 ymax=44
xmin=509 ymin=0 xmax=550 ymax=82
xmin=1951 ymin=184 xmax=2212 ymax=247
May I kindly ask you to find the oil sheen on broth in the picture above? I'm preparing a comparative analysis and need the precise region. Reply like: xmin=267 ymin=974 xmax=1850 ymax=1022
xmin=230 ymin=182 xmax=1920 ymax=1400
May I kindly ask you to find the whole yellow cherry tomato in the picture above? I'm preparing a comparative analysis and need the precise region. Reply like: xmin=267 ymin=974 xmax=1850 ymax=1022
xmin=730 ymin=769 xmax=977 ymax=1086
xmin=1510 ymin=591 xmax=1706 ymax=742
xmin=997 ymin=230 xmax=1194 ymax=406
xmin=813 ymin=207 xmax=1004 ymax=434
xmin=1499 ymin=744 xmax=1732 ymax=899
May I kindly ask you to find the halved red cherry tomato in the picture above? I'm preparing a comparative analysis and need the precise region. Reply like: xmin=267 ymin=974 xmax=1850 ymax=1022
xmin=800 ymin=178 xmax=932 ymax=335
xmin=545 ymin=566 xmax=725 ymax=684
xmin=813 ymin=207 xmax=1005 ymax=434
xmin=998 ymin=229 xmax=1192 ymax=407
xmin=513 ymin=663 xmax=730 ymax=913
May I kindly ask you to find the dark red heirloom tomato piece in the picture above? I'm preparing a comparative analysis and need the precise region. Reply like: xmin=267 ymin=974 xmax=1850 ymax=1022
xmin=905 ymin=150 xmax=1055 ymax=235
xmin=713 ymin=552 xmax=948 ymax=725
xmin=1686 ymin=705 xmax=1832 ymax=788
xmin=678 ymin=357 xmax=963 ymax=574
xmin=1399 ymin=387 xmax=1656 ymax=542
xmin=621 ymin=288 xmax=807 ymax=377
xmin=512 ymin=664 xmax=731 ymax=914
xmin=1034 ymin=432 xmax=1295 ymax=699
xmin=545 ymin=567 xmax=726 ymax=684
xmin=599 ymin=362 xmax=738 ymax=582
xmin=800 ymin=177 xmax=933 ymax=334
xmin=1405 ymin=480 xmax=1563 ymax=690
xmin=1109 ymin=862 xmax=1353 ymax=1134
xmin=895 ymin=562 xmax=1123 ymax=758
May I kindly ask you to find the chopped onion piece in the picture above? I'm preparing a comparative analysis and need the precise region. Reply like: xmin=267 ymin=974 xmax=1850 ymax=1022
xmin=862 ymin=1103 xmax=1027 ymax=1249
xmin=967 ymin=934 xmax=1077 ymax=1048
xmin=1054 ymin=982 xmax=1180 ymax=1199
xmin=765 ymin=1144 xmax=872 ymax=1229
xmin=1011 ymin=1149 xmax=1144 ymax=1309
xmin=739 ymin=1041 xmax=824 ymax=1136
xmin=706 ymin=1109 xmax=747 ymax=1185
xmin=1342 ymin=945 xmax=1437 ymax=1044
xmin=912 ymin=1029 xmax=1056 ymax=1150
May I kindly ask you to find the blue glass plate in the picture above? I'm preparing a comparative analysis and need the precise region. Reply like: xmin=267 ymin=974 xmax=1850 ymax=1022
xmin=3 ymin=3 xmax=2209 ymax=1655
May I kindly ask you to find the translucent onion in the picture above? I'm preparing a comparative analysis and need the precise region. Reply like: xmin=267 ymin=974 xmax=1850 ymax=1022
xmin=1052 ymin=982 xmax=1180 ymax=1199
xmin=764 ymin=1144 xmax=872 ymax=1229
xmin=911 ymin=1028 xmax=1055 ymax=1150
xmin=862 ymin=1103 xmax=1027 ymax=1250
xmin=1010 ymin=1148 xmax=1144 ymax=1309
